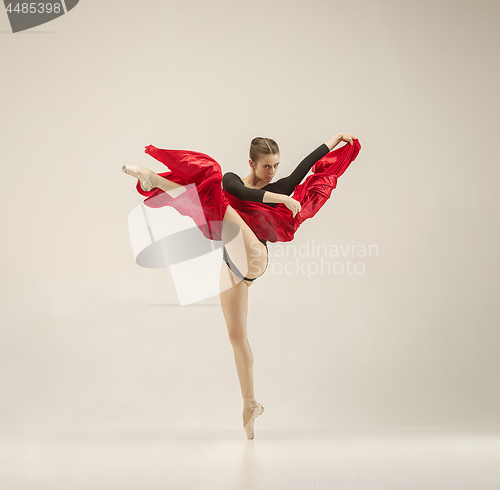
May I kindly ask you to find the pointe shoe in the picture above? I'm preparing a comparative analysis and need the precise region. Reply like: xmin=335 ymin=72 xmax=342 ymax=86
xmin=243 ymin=403 xmax=264 ymax=440
xmin=122 ymin=165 xmax=156 ymax=192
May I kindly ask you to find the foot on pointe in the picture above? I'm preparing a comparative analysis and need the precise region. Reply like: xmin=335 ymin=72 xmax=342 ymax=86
xmin=122 ymin=165 xmax=157 ymax=192
xmin=243 ymin=402 xmax=264 ymax=440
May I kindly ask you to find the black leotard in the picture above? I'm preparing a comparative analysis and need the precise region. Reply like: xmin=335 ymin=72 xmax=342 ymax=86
xmin=222 ymin=143 xmax=330 ymax=208
xmin=221 ymin=143 xmax=330 ymax=283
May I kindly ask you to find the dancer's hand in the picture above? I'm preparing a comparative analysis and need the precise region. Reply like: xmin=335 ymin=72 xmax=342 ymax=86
xmin=283 ymin=196 xmax=301 ymax=218
xmin=337 ymin=132 xmax=358 ymax=145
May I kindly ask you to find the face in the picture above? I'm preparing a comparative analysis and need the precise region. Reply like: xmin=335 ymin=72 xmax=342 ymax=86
xmin=250 ymin=153 xmax=280 ymax=183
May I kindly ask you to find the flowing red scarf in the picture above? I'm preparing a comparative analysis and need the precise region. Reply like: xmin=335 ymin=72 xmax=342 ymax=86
xmin=134 ymin=139 xmax=361 ymax=243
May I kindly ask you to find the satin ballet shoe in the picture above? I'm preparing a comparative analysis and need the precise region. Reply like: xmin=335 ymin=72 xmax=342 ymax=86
xmin=122 ymin=165 xmax=156 ymax=192
xmin=243 ymin=403 xmax=264 ymax=440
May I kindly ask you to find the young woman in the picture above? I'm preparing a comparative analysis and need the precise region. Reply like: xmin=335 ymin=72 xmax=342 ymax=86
xmin=122 ymin=132 xmax=361 ymax=439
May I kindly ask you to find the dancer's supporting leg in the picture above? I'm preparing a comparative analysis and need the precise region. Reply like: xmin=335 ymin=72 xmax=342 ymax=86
xmin=220 ymin=205 xmax=267 ymax=430
xmin=220 ymin=267 xmax=258 ymax=426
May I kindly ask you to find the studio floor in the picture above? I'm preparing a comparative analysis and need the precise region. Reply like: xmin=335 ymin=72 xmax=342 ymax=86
xmin=0 ymin=429 xmax=498 ymax=489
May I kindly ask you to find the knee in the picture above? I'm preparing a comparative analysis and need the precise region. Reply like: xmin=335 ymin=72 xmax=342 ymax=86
xmin=227 ymin=329 xmax=247 ymax=346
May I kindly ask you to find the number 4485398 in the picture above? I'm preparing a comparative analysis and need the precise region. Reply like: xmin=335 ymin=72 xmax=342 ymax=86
xmin=6 ymin=3 xmax=61 ymax=14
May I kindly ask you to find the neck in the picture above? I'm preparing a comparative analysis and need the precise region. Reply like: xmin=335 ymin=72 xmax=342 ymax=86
xmin=245 ymin=171 xmax=265 ymax=188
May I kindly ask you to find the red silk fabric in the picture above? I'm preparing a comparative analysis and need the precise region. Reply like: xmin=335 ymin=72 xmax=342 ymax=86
xmin=134 ymin=140 xmax=361 ymax=243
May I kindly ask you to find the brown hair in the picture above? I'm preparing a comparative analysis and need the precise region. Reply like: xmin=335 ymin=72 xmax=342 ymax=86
xmin=249 ymin=137 xmax=279 ymax=163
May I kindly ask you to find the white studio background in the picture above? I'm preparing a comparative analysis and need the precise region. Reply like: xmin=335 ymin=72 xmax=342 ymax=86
xmin=0 ymin=0 xmax=498 ymax=431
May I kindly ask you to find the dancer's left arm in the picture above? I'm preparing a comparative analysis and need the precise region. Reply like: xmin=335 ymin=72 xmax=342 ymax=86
xmin=265 ymin=134 xmax=342 ymax=195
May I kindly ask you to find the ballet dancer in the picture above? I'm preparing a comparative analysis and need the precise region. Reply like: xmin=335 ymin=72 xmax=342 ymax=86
xmin=122 ymin=132 xmax=361 ymax=439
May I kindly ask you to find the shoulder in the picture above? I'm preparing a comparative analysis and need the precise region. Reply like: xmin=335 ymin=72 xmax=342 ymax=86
xmin=223 ymin=171 xmax=242 ymax=181
xmin=222 ymin=172 xmax=243 ymax=188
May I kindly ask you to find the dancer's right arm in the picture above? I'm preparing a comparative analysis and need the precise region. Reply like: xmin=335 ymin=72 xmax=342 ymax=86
xmin=222 ymin=173 xmax=285 ymax=204
xmin=222 ymin=173 xmax=301 ymax=216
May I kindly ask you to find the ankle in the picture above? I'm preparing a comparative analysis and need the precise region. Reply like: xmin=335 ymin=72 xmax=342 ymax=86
xmin=142 ymin=167 xmax=159 ymax=186
xmin=243 ymin=396 xmax=257 ymax=407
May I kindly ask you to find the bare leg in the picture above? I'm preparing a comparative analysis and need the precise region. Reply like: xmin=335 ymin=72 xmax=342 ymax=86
xmin=123 ymin=167 xmax=267 ymax=282
xmin=123 ymin=169 xmax=268 ymax=282
xmin=220 ymin=262 xmax=260 ymax=427
xmin=124 ymin=168 xmax=268 ymax=282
